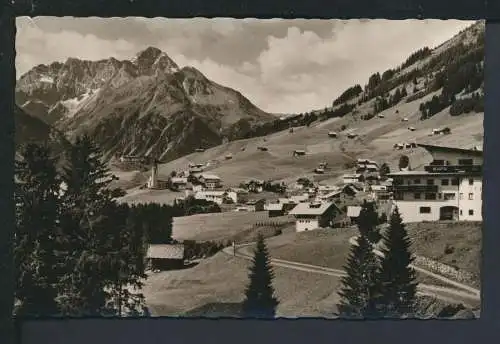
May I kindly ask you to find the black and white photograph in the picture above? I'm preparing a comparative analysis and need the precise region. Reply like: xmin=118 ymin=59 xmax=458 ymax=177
xmin=14 ymin=17 xmax=483 ymax=319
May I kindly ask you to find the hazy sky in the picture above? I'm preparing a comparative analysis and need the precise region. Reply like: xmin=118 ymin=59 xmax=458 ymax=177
xmin=16 ymin=17 xmax=474 ymax=113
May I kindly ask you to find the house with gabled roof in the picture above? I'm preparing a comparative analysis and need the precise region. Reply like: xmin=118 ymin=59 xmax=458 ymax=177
xmin=288 ymin=201 xmax=341 ymax=232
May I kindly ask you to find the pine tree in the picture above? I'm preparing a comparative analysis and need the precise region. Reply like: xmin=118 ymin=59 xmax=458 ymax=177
xmin=356 ymin=200 xmax=381 ymax=243
xmin=377 ymin=207 xmax=418 ymax=317
xmin=242 ymin=233 xmax=278 ymax=318
xmin=337 ymin=234 xmax=381 ymax=319
xmin=58 ymin=135 xmax=134 ymax=316
xmin=14 ymin=143 xmax=61 ymax=317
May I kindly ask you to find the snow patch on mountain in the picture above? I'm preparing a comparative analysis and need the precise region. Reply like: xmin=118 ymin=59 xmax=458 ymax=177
xmin=40 ymin=76 xmax=54 ymax=84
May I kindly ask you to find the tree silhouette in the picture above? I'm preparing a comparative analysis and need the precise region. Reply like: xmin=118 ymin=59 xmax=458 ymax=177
xmin=14 ymin=144 xmax=61 ymax=317
xmin=242 ymin=233 xmax=278 ymax=318
xmin=379 ymin=163 xmax=391 ymax=180
xmin=377 ymin=207 xmax=418 ymax=317
xmin=356 ymin=200 xmax=381 ymax=244
xmin=337 ymin=234 xmax=381 ymax=319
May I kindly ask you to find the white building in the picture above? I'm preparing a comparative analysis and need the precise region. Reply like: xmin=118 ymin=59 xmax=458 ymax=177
xmin=170 ymin=177 xmax=188 ymax=190
xmin=343 ymin=173 xmax=363 ymax=184
xmin=288 ymin=201 xmax=340 ymax=232
xmin=194 ymin=190 xmax=238 ymax=204
xmin=388 ymin=144 xmax=482 ymax=223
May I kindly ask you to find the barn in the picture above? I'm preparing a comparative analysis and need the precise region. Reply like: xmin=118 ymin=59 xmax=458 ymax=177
xmin=147 ymin=244 xmax=185 ymax=271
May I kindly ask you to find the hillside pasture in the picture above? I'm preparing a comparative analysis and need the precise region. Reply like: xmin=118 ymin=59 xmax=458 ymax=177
xmin=172 ymin=211 xmax=294 ymax=241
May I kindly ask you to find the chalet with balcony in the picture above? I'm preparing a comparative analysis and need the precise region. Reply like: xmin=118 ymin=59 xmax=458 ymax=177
xmin=388 ymin=144 xmax=482 ymax=223
xmin=199 ymin=174 xmax=222 ymax=189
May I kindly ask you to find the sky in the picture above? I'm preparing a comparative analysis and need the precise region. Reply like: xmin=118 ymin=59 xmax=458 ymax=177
xmin=16 ymin=17 xmax=474 ymax=114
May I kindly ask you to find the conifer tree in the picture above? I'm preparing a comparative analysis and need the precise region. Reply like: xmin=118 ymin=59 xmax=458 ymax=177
xmin=242 ymin=233 xmax=278 ymax=318
xmin=14 ymin=144 xmax=61 ymax=317
xmin=356 ymin=200 xmax=381 ymax=243
xmin=337 ymin=233 xmax=381 ymax=319
xmin=377 ymin=207 xmax=418 ymax=317
xmin=58 ymin=135 xmax=134 ymax=316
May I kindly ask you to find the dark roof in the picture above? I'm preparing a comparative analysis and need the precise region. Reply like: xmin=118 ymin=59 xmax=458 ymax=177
xmin=418 ymin=144 xmax=483 ymax=157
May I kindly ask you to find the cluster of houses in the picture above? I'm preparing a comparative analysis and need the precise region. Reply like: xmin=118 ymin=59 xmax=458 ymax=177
xmin=144 ymin=142 xmax=484 ymax=271
xmin=271 ymin=142 xmax=484 ymax=232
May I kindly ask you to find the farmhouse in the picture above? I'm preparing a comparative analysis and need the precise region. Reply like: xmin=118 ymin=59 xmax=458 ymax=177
xmin=365 ymin=163 xmax=379 ymax=172
xmin=342 ymin=183 xmax=364 ymax=196
xmin=288 ymin=201 xmax=340 ymax=232
xmin=265 ymin=199 xmax=298 ymax=217
xmin=343 ymin=173 xmax=363 ymax=184
xmin=388 ymin=144 xmax=483 ymax=223
xmin=147 ymin=244 xmax=185 ymax=271
xmin=317 ymin=184 xmax=339 ymax=194
xmin=328 ymin=131 xmax=338 ymax=138
xmin=245 ymin=198 xmax=266 ymax=212
xmin=293 ymin=149 xmax=306 ymax=157
xmin=170 ymin=177 xmax=188 ymax=190
xmin=147 ymin=163 xmax=169 ymax=189
xmin=199 ymin=174 xmax=222 ymax=189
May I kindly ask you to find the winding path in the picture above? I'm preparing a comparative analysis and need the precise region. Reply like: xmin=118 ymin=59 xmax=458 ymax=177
xmin=222 ymin=238 xmax=480 ymax=308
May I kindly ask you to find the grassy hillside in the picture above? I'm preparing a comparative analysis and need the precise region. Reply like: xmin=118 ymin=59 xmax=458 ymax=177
xmin=113 ymin=22 xmax=484 ymax=193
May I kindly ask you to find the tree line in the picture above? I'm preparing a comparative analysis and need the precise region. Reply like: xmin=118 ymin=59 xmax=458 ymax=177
xmin=14 ymin=135 xmax=222 ymax=318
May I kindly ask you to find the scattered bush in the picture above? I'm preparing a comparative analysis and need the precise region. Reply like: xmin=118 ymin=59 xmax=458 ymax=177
xmin=444 ymin=244 xmax=455 ymax=255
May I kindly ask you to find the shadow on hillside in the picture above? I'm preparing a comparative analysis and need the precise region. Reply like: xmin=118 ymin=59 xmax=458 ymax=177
xmin=182 ymin=302 xmax=243 ymax=318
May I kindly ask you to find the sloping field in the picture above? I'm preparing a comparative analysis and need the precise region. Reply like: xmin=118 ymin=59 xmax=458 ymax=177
xmin=118 ymin=187 xmax=183 ymax=205
xmin=147 ymin=89 xmax=482 ymax=189
xmin=142 ymin=252 xmax=342 ymax=318
xmin=172 ymin=211 xmax=294 ymax=241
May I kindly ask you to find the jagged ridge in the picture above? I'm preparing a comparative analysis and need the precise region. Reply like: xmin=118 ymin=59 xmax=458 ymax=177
xmin=16 ymin=47 xmax=275 ymax=161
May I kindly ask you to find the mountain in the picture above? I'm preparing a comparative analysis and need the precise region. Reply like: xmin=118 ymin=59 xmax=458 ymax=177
xmin=15 ymin=105 xmax=70 ymax=155
xmin=16 ymin=47 xmax=275 ymax=162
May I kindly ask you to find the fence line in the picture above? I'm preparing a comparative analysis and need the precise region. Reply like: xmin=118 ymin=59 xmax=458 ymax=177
xmin=253 ymin=219 xmax=295 ymax=228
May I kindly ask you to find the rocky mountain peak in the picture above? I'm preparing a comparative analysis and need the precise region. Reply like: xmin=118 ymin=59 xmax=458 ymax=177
xmin=134 ymin=46 xmax=179 ymax=75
